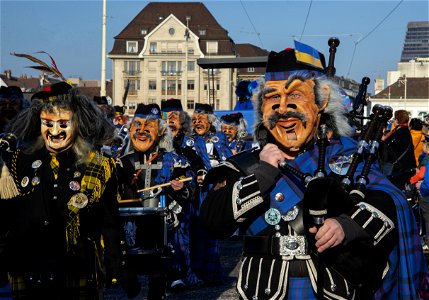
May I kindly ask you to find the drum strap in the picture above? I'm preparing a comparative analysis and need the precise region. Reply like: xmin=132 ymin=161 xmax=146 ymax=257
xmin=130 ymin=151 xmax=163 ymax=189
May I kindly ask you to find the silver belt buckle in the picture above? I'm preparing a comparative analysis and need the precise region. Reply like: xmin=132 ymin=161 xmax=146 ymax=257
xmin=278 ymin=235 xmax=307 ymax=257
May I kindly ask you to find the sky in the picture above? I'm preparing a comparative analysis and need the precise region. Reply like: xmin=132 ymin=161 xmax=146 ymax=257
xmin=1 ymin=0 xmax=428 ymax=93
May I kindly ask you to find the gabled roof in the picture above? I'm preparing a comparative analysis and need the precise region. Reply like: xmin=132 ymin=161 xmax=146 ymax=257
xmin=0 ymin=74 xmax=41 ymax=92
xmin=371 ymin=78 xmax=429 ymax=99
xmin=109 ymin=2 xmax=235 ymax=56
xmin=235 ymin=43 xmax=269 ymax=75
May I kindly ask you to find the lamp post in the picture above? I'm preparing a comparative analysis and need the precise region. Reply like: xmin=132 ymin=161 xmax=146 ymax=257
xmin=398 ymin=75 xmax=407 ymax=110
xmin=183 ymin=16 xmax=190 ymax=105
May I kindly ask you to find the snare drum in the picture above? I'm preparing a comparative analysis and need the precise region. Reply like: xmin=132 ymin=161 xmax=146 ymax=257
xmin=119 ymin=206 xmax=167 ymax=255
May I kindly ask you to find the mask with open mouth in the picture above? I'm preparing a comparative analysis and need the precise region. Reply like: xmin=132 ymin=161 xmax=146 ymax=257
xmin=40 ymin=107 xmax=75 ymax=153
xmin=192 ymin=113 xmax=211 ymax=136
xmin=261 ymin=78 xmax=328 ymax=152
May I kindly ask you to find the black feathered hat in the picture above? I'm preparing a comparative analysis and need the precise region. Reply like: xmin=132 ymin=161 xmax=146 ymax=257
xmin=31 ymin=81 xmax=72 ymax=101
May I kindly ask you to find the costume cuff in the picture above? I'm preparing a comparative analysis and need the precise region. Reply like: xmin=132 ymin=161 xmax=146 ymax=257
xmin=232 ymin=174 xmax=263 ymax=220
xmin=350 ymin=202 xmax=395 ymax=245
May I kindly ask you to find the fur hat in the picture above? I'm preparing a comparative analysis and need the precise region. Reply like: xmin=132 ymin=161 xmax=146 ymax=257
xmin=194 ymin=103 xmax=213 ymax=114
xmin=161 ymin=99 xmax=183 ymax=112
xmin=134 ymin=103 xmax=161 ymax=119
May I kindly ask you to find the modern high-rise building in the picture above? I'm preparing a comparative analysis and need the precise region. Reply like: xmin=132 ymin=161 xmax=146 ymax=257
xmin=400 ymin=21 xmax=429 ymax=62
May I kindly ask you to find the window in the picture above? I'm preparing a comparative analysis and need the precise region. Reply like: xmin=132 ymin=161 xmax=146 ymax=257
xmin=148 ymin=98 xmax=156 ymax=104
xmin=141 ymin=28 xmax=148 ymax=35
xmin=150 ymin=42 xmax=157 ymax=53
xmin=124 ymin=61 xmax=140 ymax=75
xmin=168 ymin=27 xmax=175 ymax=36
xmin=247 ymin=67 xmax=255 ymax=72
xmin=206 ymin=41 xmax=218 ymax=54
xmin=161 ymin=61 xmax=182 ymax=75
xmin=167 ymin=80 xmax=176 ymax=95
xmin=126 ymin=41 xmax=138 ymax=53
xmin=418 ymin=111 xmax=428 ymax=120
xmin=187 ymin=80 xmax=195 ymax=90
xmin=216 ymin=80 xmax=220 ymax=90
xmin=126 ymin=79 xmax=140 ymax=95
xmin=216 ymin=99 xmax=220 ymax=110
xmin=187 ymin=99 xmax=194 ymax=110
xmin=204 ymin=83 xmax=208 ymax=91
xmin=148 ymin=80 xmax=157 ymax=90
xmin=199 ymin=29 xmax=206 ymax=36
xmin=187 ymin=61 xmax=195 ymax=71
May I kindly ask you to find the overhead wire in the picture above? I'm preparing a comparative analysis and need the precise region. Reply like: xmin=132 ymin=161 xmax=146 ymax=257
xmin=346 ymin=0 xmax=404 ymax=77
xmin=299 ymin=0 xmax=313 ymax=41
xmin=239 ymin=0 xmax=264 ymax=48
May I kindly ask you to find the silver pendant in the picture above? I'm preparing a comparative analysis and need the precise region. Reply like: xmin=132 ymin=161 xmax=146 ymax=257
xmin=69 ymin=180 xmax=81 ymax=191
xmin=21 ymin=176 xmax=29 ymax=187
xmin=32 ymin=160 xmax=42 ymax=169
xmin=329 ymin=155 xmax=352 ymax=175
xmin=31 ymin=176 xmax=40 ymax=186
xmin=264 ymin=208 xmax=281 ymax=226
xmin=68 ymin=193 xmax=88 ymax=209
xmin=282 ymin=206 xmax=299 ymax=222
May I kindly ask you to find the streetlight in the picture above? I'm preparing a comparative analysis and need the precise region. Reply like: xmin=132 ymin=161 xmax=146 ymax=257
xmin=398 ymin=75 xmax=407 ymax=110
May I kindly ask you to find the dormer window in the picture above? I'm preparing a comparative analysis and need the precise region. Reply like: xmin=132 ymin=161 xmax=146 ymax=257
xmin=199 ymin=29 xmax=206 ymax=36
xmin=141 ymin=28 xmax=148 ymax=35
xmin=126 ymin=41 xmax=138 ymax=54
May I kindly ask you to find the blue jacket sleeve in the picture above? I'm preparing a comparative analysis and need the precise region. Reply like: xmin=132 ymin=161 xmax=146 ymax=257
xmin=420 ymin=165 xmax=429 ymax=197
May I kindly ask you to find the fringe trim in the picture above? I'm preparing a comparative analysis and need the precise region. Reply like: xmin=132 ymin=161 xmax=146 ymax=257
xmin=0 ymin=164 xmax=20 ymax=199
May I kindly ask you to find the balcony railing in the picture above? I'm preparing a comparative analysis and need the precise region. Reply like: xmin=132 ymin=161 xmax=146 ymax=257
xmin=161 ymin=71 xmax=183 ymax=76
xmin=123 ymin=70 xmax=141 ymax=77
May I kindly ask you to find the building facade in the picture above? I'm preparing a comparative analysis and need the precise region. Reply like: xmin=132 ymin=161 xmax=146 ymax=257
xmin=400 ymin=21 xmax=429 ymax=62
xmin=108 ymin=2 xmax=236 ymax=114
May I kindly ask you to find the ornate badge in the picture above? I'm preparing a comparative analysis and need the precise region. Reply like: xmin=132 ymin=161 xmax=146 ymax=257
xmin=32 ymin=160 xmax=42 ymax=169
xmin=31 ymin=176 xmax=40 ymax=186
xmin=73 ymin=171 xmax=81 ymax=178
xmin=329 ymin=155 xmax=352 ymax=175
xmin=21 ymin=176 xmax=29 ymax=187
xmin=185 ymin=138 xmax=194 ymax=147
xmin=265 ymin=208 xmax=281 ymax=226
xmin=151 ymin=107 xmax=159 ymax=115
xmin=68 ymin=193 xmax=88 ymax=209
xmin=282 ymin=206 xmax=299 ymax=222
xmin=69 ymin=181 xmax=81 ymax=191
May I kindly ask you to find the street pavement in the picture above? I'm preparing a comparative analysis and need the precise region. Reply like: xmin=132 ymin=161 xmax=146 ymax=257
xmin=104 ymin=239 xmax=242 ymax=299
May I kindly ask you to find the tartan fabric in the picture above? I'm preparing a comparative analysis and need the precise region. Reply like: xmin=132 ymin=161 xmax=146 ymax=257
xmin=287 ymin=277 xmax=317 ymax=300
xmin=50 ymin=153 xmax=59 ymax=180
xmin=284 ymin=137 xmax=427 ymax=299
xmin=9 ymin=274 xmax=101 ymax=300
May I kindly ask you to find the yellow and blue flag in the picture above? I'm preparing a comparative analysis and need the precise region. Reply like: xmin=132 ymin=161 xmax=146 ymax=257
xmin=294 ymin=40 xmax=324 ymax=70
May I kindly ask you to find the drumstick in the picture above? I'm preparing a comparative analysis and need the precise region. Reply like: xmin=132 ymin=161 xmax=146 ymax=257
xmin=136 ymin=177 xmax=193 ymax=193
xmin=117 ymin=198 xmax=142 ymax=204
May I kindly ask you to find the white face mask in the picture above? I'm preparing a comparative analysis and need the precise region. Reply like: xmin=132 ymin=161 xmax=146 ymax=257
xmin=40 ymin=107 xmax=75 ymax=153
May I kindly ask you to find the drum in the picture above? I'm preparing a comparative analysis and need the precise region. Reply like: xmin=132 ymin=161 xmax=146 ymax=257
xmin=119 ymin=206 xmax=167 ymax=255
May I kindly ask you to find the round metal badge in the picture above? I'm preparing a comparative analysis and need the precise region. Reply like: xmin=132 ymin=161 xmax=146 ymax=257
xmin=282 ymin=206 xmax=299 ymax=222
xmin=73 ymin=171 xmax=81 ymax=178
xmin=32 ymin=160 xmax=42 ymax=169
xmin=274 ymin=192 xmax=285 ymax=202
xmin=68 ymin=193 xmax=88 ymax=209
xmin=69 ymin=181 xmax=81 ymax=191
xmin=31 ymin=176 xmax=40 ymax=186
xmin=185 ymin=138 xmax=194 ymax=147
xmin=211 ymin=136 xmax=219 ymax=143
xmin=21 ymin=176 xmax=29 ymax=187
xmin=264 ymin=208 xmax=281 ymax=226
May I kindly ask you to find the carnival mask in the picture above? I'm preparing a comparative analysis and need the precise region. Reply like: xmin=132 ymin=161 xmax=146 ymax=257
xmin=192 ymin=112 xmax=211 ymax=136
xmin=166 ymin=111 xmax=181 ymax=137
xmin=261 ymin=78 xmax=329 ymax=152
xmin=221 ymin=124 xmax=238 ymax=142
xmin=129 ymin=116 xmax=162 ymax=152
xmin=40 ymin=107 xmax=75 ymax=153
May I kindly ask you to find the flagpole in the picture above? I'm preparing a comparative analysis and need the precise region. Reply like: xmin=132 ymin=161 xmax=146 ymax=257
xmin=100 ymin=0 xmax=107 ymax=97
